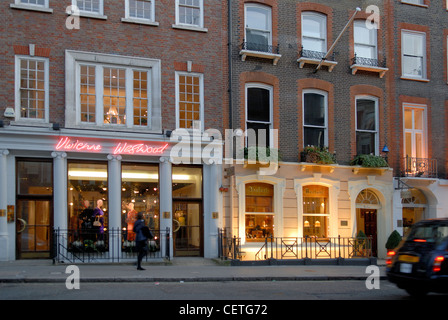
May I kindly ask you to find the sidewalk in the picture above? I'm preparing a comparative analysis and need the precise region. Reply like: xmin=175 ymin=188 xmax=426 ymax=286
xmin=0 ymin=258 xmax=387 ymax=283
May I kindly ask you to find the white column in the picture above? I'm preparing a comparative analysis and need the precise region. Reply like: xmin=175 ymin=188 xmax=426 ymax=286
xmin=159 ymin=156 xmax=173 ymax=259
xmin=0 ymin=150 xmax=9 ymax=261
xmin=107 ymin=154 xmax=122 ymax=259
xmin=204 ymin=162 xmax=221 ymax=258
xmin=51 ymin=152 xmax=67 ymax=231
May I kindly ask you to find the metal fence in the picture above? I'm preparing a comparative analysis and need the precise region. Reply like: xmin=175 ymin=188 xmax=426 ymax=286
xmin=218 ymin=229 xmax=373 ymax=261
xmin=53 ymin=228 xmax=170 ymax=263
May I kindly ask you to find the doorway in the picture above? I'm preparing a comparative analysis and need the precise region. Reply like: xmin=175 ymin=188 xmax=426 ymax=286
xmin=16 ymin=198 xmax=52 ymax=259
xmin=362 ymin=209 xmax=377 ymax=257
xmin=173 ymin=201 xmax=203 ymax=256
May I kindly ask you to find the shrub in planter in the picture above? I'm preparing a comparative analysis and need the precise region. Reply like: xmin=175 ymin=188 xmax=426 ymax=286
xmin=385 ymin=230 xmax=402 ymax=250
xmin=350 ymin=154 xmax=388 ymax=168
xmin=301 ymin=146 xmax=336 ymax=164
xmin=244 ymin=146 xmax=282 ymax=163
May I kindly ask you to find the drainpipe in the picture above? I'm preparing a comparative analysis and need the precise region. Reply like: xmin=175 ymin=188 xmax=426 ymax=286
xmin=228 ymin=0 xmax=233 ymax=131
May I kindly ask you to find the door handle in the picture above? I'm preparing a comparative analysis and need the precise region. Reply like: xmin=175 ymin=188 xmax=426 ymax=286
xmin=17 ymin=218 xmax=27 ymax=234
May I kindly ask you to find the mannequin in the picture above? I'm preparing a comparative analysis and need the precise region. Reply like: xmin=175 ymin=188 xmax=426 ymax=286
xmin=93 ymin=199 xmax=105 ymax=240
xmin=126 ymin=202 xmax=138 ymax=241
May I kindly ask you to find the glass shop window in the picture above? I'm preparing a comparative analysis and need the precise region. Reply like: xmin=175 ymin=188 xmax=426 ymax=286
xmin=121 ymin=164 xmax=160 ymax=241
xmin=245 ymin=183 xmax=274 ymax=242
xmin=303 ymin=185 xmax=329 ymax=239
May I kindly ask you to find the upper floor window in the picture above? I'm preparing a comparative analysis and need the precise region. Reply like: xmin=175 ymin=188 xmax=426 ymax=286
xmin=354 ymin=20 xmax=377 ymax=61
xmin=401 ymin=30 xmax=426 ymax=80
xmin=11 ymin=0 xmax=52 ymax=12
xmin=356 ymin=97 xmax=378 ymax=155
xmin=175 ymin=0 xmax=204 ymax=29
xmin=175 ymin=72 xmax=204 ymax=130
xmin=401 ymin=0 xmax=425 ymax=5
xmin=404 ymin=104 xmax=427 ymax=160
xmin=65 ymin=50 xmax=162 ymax=132
xmin=15 ymin=56 xmax=49 ymax=122
xmin=301 ymin=12 xmax=327 ymax=55
xmin=125 ymin=0 xmax=155 ymax=21
xmin=244 ymin=4 xmax=272 ymax=52
xmin=73 ymin=0 xmax=105 ymax=17
xmin=17 ymin=0 xmax=46 ymax=6
xmin=303 ymin=90 xmax=328 ymax=148
xmin=246 ymin=84 xmax=273 ymax=148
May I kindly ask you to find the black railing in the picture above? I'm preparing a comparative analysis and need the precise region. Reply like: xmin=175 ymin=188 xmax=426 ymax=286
xmin=241 ymin=40 xmax=280 ymax=55
xmin=352 ymin=54 xmax=387 ymax=68
xmin=403 ymin=156 xmax=438 ymax=178
xmin=299 ymin=47 xmax=336 ymax=61
xmin=218 ymin=230 xmax=373 ymax=261
xmin=53 ymin=228 xmax=170 ymax=263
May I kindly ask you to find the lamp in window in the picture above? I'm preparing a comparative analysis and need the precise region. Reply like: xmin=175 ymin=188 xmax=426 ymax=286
xmin=304 ymin=220 xmax=310 ymax=228
xmin=314 ymin=220 xmax=321 ymax=228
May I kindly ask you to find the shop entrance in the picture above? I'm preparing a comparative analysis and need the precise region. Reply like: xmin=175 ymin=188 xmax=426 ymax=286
xmin=362 ymin=209 xmax=377 ymax=257
xmin=356 ymin=189 xmax=380 ymax=257
xmin=16 ymin=199 xmax=52 ymax=259
xmin=173 ymin=201 xmax=203 ymax=256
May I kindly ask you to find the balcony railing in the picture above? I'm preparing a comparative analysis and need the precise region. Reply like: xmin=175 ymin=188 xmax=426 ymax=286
xmin=52 ymin=228 xmax=171 ymax=263
xmin=241 ymin=40 xmax=280 ymax=55
xmin=351 ymin=54 xmax=388 ymax=78
xmin=403 ymin=156 xmax=438 ymax=178
xmin=299 ymin=48 xmax=335 ymax=61
xmin=218 ymin=229 xmax=373 ymax=262
xmin=297 ymin=47 xmax=338 ymax=72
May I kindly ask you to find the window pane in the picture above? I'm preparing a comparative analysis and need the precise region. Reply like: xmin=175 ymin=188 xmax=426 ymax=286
xmin=19 ymin=59 xmax=46 ymax=119
xmin=356 ymin=99 xmax=376 ymax=131
xmin=404 ymin=108 xmax=413 ymax=130
xmin=122 ymin=164 xmax=159 ymax=240
xmin=304 ymin=127 xmax=325 ymax=148
xmin=17 ymin=161 xmax=53 ymax=195
xmin=133 ymin=70 xmax=149 ymax=126
xmin=246 ymin=6 xmax=270 ymax=31
xmin=304 ymin=93 xmax=325 ymax=126
xmin=178 ymin=74 xmax=201 ymax=129
xmin=245 ymin=214 xmax=274 ymax=241
xmin=172 ymin=166 xmax=202 ymax=198
xmin=414 ymin=108 xmax=423 ymax=130
xmin=403 ymin=33 xmax=423 ymax=56
xmin=354 ymin=21 xmax=376 ymax=46
xmin=103 ymin=68 xmax=126 ymax=125
xmin=246 ymin=122 xmax=270 ymax=147
xmin=302 ymin=14 xmax=325 ymax=39
xmin=247 ymin=87 xmax=270 ymax=122
xmin=403 ymin=56 xmax=423 ymax=76
xmin=80 ymin=65 xmax=96 ymax=123
xmin=356 ymin=131 xmax=376 ymax=155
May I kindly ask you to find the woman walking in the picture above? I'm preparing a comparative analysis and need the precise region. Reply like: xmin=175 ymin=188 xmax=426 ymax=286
xmin=133 ymin=212 xmax=148 ymax=270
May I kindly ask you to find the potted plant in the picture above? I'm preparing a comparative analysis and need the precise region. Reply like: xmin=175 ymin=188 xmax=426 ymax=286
xmin=301 ymin=146 xmax=336 ymax=164
xmin=385 ymin=230 xmax=402 ymax=253
xmin=350 ymin=154 xmax=388 ymax=168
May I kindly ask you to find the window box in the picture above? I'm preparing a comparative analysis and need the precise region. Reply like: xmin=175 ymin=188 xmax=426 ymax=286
xmin=300 ymin=146 xmax=336 ymax=165
xmin=351 ymin=55 xmax=388 ymax=78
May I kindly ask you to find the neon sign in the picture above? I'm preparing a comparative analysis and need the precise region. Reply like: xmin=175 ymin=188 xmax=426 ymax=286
xmin=55 ymin=137 xmax=169 ymax=156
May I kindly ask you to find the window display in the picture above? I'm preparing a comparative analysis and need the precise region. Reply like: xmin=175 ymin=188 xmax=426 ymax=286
xmin=67 ymin=162 xmax=108 ymax=247
xmin=245 ymin=183 xmax=274 ymax=242
xmin=121 ymin=164 xmax=160 ymax=243
xmin=303 ymin=185 xmax=329 ymax=238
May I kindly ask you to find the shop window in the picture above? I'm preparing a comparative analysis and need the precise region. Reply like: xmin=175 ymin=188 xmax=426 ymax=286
xmin=121 ymin=164 xmax=160 ymax=241
xmin=67 ymin=162 xmax=108 ymax=239
xmin=401 ymin=188 xmax=427 ymax=234
xmin=303 ymin=185 xmax=329 ymax=239
xmin=245 ymin=183 xmax=274 ymax=242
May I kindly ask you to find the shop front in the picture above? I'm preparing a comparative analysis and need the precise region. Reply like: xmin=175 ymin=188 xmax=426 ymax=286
xmin=0 ymin=129 xmax=221 ymax=261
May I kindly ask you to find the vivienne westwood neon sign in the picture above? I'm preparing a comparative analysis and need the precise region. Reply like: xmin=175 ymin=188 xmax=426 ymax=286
xmin=55 ymin=137 xmax=169 ymax=156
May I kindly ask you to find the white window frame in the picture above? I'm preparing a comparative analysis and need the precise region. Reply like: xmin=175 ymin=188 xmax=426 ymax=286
xmin=244 ymin=3 xmax=273 ymax=51
xmin=65 ymin=50 xmax=162 ymax=133
xmin=401 ymin=30 xmax=427 ymax=80
xmin=14 ymin=55 xmax=50 ymax=123
xmin=123 ymin=0 xmax=158 ymax=26
xmin=301 ymin=12 xmax=327 ymax=54
xmin=401 ymin=0 xmax=426 ymax=6
xmin=302 ymin=89 xmax=328 ymax=148
xmin=354 ymin=20 xmax=378 ymax=60
xmin=173 ymin=0 xmax=206 ymax=32
xmin=11 ymin=0 xmax=53 ymax=13
xmin=72 ymin=0 xmax=106 ymax=19
xmin=245 ymin=83 xmax=274 ymax=148
xmin=355 ymin=96 xmax=379 ymax=156
xmin=403 ymin=103 xmax=427 ymax=160
xmin=175 ymin=71 xmax=204 ymax=131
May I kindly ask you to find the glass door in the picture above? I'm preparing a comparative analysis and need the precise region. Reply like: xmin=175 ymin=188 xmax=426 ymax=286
xmin=173 ymin=201 xmax=203 ymax=256
xmin=16 ymin=199 xmax=52 ymax=259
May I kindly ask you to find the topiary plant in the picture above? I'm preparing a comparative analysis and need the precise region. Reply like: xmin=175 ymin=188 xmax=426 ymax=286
xmin=385 ymin=230 xmax=402 ymax=250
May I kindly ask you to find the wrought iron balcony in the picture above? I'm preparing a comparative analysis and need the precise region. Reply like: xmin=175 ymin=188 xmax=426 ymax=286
xmin=297 ymin=46 xmax=337 ymax=72
xmin=403 ymin=156 xmax=438 ymax=178
xmin=240 ymin=40 xmax=281 ymax=65
xmin=351 ymin=54 xmax=388 ymax=78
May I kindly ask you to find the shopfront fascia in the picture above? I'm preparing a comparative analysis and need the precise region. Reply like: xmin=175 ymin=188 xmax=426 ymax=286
xmin=0 ymin=130 xmax=223 ymax=260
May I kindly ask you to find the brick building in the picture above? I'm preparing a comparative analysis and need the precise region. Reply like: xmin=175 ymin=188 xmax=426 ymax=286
xmin=221 ymin=0 xmax=448 ymax=260
xmin=0 ymin=0 xmax=226 ymax=261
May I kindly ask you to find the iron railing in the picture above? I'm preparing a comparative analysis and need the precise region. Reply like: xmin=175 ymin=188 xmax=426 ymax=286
xmin=241 ymin=40 xmax=280 ymax=55
xmin=218 ymin=229 xmax=373 ymax=261
xmin=403 ymin=156 xmax=438 ymax=178
xmin=299 ymin=47 xmax=336 ymax=61
xmin=52 ymin=228 xmax=170 ymax=263
xmin=351 ymin=54 xmax=387 ymax=68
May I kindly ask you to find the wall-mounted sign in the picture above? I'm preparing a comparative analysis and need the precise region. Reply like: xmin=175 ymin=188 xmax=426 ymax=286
xmin=55 ymin=137 xmax=169 ymax=156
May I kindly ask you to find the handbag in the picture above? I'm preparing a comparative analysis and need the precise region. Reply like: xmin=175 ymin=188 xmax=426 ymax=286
xmin=141 ymin=226 xmax=154 ymax=239
xmin=93 ymin=215 xmax=101 ymax=227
